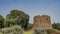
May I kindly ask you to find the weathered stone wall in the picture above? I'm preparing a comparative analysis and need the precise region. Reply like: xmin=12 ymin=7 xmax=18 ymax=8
xmin=33 ymin=15 xmax=52 ymax=29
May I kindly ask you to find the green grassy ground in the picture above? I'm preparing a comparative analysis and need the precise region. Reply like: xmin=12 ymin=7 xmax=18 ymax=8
xmin=0 ymin=32 xmax=3 ymax=34
xmin=24 ymin=31 xmax=33 ymax=34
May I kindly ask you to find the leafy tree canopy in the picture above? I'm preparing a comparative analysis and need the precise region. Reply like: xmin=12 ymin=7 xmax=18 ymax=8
xmin=0 ymin=15 xmax=4 ymax=21
xmin=5 ymin=9 xmax=29 ymax=30
xmin=0 ymin=15 xmax=4 ymax=28
xmin=52 ymin=23 xmax=60 ymax=30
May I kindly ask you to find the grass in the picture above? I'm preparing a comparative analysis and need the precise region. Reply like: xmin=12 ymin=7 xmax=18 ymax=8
xmin=24 ymin=31 xmax=33 ymax=34
xmin=0 ymin=32 xmax=3 ymax=34
xmin=0 ymin=31 xmax=33 ymax=34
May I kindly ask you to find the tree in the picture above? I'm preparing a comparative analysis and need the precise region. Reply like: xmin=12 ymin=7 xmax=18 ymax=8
xmin=52 ymin=23 xmax=56 ymax=29
xmin=5 ymin=9 xmax=29 ymax=30
xmin=52 ymin=23 xmax=60 ymax=30
xmin=4 ymin=18 xmax=17 ymax=27
xmin=28 ymin=23 xmax=33 ymax=29
xmin=0 ymin=15 xmax=4 ymax=28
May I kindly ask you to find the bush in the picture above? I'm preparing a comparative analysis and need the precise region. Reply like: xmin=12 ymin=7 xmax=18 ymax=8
xmin=52 ymin=23 xmax=60 ymax=30
xmin=33 ymin=29 xmax=47 ymax=34
xmin=0 ymin=25 xmax=23 ymax=34
xmin=46 ymin=29 xmax=55 ymax=34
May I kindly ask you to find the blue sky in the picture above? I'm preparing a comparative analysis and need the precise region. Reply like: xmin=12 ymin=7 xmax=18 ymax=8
xmin=0 ymin=0 xmax=60 ymax=23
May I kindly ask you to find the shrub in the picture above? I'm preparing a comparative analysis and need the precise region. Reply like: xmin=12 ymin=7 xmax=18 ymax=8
xmin=52 ymin=23 xmax=60 ymax=30
xmin=0 ymin=25 xmax=23 ymax=34
xmin=33 ymin=29 xmax=47 ymax=34
xmin=0 ymin=28 xmax=12 ymax=34
xmin=46 ymin=29 xmax=55 ymax=34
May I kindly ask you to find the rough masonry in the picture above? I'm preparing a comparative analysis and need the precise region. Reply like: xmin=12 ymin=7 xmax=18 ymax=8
xmin=33 ymin=15 xmax=52 ymax=29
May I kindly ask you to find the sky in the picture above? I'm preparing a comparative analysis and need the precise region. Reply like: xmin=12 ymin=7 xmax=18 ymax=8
xmin=0 ymin=0 xmax=60 ymax=24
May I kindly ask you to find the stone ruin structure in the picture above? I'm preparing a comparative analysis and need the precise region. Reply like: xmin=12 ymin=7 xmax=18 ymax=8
xmin=33 ymin=15 xmax=52 ymax=29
